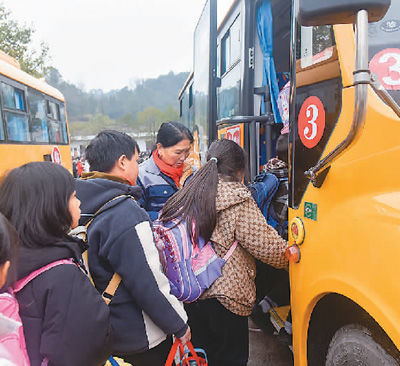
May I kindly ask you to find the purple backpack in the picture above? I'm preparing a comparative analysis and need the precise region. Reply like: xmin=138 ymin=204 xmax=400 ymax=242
xmin=153 ymin=218 xmax=237 ymax=303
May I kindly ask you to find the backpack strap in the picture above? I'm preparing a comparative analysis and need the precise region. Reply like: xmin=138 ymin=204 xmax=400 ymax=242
xmin=223 ymin=240 xmax=238 ymax=261
xmin=85 ymin=194 xmax=132 ymax=231
xmin=13 ymin=259 xmax=74 ymax=294
xmin=102 ymin=273 xmax=122 ymax=305
xmin=83 ymin=195 xmax=135 ymax=305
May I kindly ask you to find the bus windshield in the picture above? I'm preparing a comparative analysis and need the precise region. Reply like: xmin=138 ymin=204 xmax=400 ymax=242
xmin=368 ymin=1 xmax=400 ymax=104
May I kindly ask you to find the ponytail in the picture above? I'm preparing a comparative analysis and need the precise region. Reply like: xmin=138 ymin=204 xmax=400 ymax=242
xmin=161 ymin=139 xmax=246 ymax=243
xmin=160 ymin=158 xmax=218 ymax=244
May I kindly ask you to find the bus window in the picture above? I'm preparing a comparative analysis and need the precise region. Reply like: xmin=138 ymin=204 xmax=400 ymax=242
xmin=59 ymin=104 xmax=68 ymax=144
xmin=0 ymin=113 xmax=4 ymax=141
xmin=221 ymin=32 xmax=230 ymax=75
xmin=1 ymin=83 xmax=25 ymax=111
xmin=230 ymin=15 xmax=241 ymax=65
xmin=295 ymin=25 xmax=340 ymax=88
xmin=218 ymin=14 xmax=242 ymax=120
xmin=298 ymin=25 xmax=335 ymax=69
xmin=28 ymin=89 xmax=49 ymax=143
xmin=220 ymin=15 xmax=241 ymax=76
xmin=218 ymin=64 xmax=241 ymax=119
xmin=1 ymin=82 xmax=31 ymax=142
xmin=5 ymin=112 xmax=30 ymax=142
xmin=47 ymin=100 xmax=60 ymax=120
xmin=47 ymin=100 xmax=67 ymax=144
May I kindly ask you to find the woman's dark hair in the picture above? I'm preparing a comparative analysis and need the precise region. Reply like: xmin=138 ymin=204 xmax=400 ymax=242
xmin=0 ymin=162 xmax=75 ymax=248
xmin=86 ymin=130 xmax=140 ymax=172
xmin=161 ymin=139 xmax=246 ymax=244
xmin=0 ymin=213 xmax=18 ymax=265
xmin=156 ymin=122 xmax=194 ymax=149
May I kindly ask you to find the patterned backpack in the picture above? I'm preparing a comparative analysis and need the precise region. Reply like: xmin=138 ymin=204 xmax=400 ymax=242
xmin=153 ymin=218 xmax=237 ymax=303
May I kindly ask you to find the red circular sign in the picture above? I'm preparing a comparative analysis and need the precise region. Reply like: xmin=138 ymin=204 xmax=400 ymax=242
xmin=51 ymin=146 xmax=62 ymax=165
xmin=369 ymin=48 xmax=400 ymax=90
xmin=298 ymin=96 xmax=325 ymax=149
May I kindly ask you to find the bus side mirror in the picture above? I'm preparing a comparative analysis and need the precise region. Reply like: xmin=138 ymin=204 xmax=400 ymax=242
xmin=298 ymin=0 xmax=390 ymax=26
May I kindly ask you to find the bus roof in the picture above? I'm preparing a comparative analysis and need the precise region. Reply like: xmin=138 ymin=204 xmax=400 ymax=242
xmin=0 ymin=50 xmax=65 ymax=102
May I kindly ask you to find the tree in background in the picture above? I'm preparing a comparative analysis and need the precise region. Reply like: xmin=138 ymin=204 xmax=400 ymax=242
xmin=137 ymin=107 xmax=162 ymax=140
xmin=137 ymin=106 xmax=179 ymax=141
xmin=0 ymin=4 xmax=50 ymax=77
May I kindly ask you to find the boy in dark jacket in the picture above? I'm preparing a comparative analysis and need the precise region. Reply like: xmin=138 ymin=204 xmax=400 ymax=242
xmin=76 ymin=130 xmax=190 ymax=366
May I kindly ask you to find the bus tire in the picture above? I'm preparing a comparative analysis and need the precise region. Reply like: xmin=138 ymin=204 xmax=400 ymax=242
xmin=325 ymin=324 xmax=398 ymax=366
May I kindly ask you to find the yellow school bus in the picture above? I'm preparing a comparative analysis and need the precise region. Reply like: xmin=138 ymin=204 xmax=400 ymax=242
xmin=180 ymin=0 xmax=400 ymax=364
xmin=0 ymin=50 xmax=71 ymax=175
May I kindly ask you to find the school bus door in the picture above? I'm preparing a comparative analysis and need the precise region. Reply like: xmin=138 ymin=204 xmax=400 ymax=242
xmin=288 ymin=1 xmax=400 ymax=365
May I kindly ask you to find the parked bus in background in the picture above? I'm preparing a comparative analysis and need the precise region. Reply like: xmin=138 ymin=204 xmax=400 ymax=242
xmin=0 ymin=50 xmax=71 ymax=175
xmin=179 ymin=0 xmax=400 ymax=364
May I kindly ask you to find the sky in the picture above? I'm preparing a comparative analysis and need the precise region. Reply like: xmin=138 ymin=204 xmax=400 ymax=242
xmin=2 ymin=0 xmax=234 ymax=91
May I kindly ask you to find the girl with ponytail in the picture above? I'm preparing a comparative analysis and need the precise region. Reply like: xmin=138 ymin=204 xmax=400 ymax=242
xmin=160 ymin=139 xmax=288 ymax=366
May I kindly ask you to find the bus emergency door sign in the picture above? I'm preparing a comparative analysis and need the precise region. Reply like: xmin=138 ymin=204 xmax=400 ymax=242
xmin=51 ymin=146 xmax=62 ymax=165
xmin=298 ymin=96 xmax=326 ymax=149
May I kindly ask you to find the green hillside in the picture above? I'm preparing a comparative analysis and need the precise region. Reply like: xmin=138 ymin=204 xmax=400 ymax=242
xmin=46 ymin=68 xmax=189 ymax=136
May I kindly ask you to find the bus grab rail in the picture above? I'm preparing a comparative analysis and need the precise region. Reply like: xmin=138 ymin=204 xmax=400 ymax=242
xmin=216 ymin=114 xmax=274 ymax=126
xmin=305 ymin=10 xmax=369 ymax=186
xmin=370 ymin=74 xmax=400 ymax=119
xmin=216 ymin=114 xmax=275 ymax=179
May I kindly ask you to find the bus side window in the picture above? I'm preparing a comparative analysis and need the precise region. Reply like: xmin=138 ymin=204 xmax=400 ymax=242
xmin=28 ymin=89 xmax=49 ymax=143
xmin=59 ymin=104 xmax=68 ymax=144
xmin=47 ymin=100 xmax=67 ymax=144
xmin=1 ymin=82 xmax=30 ymax=142
xmin=0 ymin=113 xmax=4 ymax=141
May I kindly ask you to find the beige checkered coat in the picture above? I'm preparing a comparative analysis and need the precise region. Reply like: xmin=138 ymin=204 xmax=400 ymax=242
xmin=201 ymin=179 xmax=288 ymax=316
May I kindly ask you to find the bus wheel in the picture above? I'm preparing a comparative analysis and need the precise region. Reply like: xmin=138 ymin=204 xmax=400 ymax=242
xmin=325 ymin=324 xmax=398 ymax=366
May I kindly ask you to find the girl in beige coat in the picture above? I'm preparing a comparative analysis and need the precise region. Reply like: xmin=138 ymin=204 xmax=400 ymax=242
xmin=160 ymin=139 xmax=288 ymax=366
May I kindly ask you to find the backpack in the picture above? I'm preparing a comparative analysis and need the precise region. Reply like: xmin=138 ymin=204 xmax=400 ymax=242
xmin=0 ymin=259 xmax=74 ymax=366
xmin=248 ymin=170 xmax=288 ymax=239
xmin=264 ymin=168 xmax=288 ymax=239
xmin=152 ymin=218 xmax=237 ymax=303
xmin=248 ymin=173 xmax=279 ymax=219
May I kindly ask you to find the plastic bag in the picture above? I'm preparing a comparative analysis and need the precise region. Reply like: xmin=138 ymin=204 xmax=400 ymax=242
xmin=165 ymin=340 xmax=208 ymax=366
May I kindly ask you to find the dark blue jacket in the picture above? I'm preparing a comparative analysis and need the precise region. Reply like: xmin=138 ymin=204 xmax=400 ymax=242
xmin=75 ymin=175 xmax=188 ymax=356
xmin=137 ymin=157 xmax=194 ymax=220
xmin=15 ymin=239 xmax=112 ymax=366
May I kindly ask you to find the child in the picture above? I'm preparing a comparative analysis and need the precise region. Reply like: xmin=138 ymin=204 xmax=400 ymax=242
xmin=0 ymin=162 xmax=112 ymax=366
xmin=160 ymin=139 xmax=288 ymax=365
xmin=0 ymin=214 xmax=21 ymax=365
xmin=0 ymin=214 xmax=13 ymax=289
